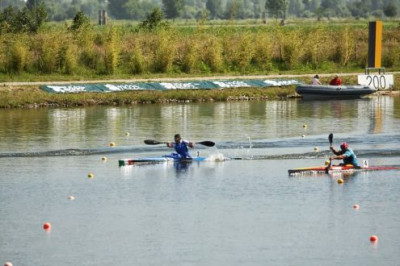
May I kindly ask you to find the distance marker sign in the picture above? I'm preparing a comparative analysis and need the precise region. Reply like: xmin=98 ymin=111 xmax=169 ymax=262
xmin=358 ymin=74 xmax=394 ymax=90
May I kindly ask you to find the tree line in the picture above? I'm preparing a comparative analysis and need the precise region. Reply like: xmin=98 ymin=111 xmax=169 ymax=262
xmin=0 ymin=0 xmax=398 ymax=22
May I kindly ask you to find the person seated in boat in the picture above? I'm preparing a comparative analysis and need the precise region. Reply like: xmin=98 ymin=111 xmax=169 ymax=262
xmin=329 ymin=142 xmax=360 ymax=167
xmin=166 ymin=134 xmax=194 ymax=159
xmin=329 ymin=75 xmax=342 ymax=86
xmin=312 ymin=75 xmax=321 ymax=85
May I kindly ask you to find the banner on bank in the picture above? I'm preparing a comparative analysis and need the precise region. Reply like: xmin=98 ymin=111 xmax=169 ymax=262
xmin=40 ymin=79 xmax=300 ymax=93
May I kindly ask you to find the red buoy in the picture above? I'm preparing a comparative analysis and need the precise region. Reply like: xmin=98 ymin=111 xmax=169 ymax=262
xmin=370 ymin=235 xmax=379 ymax=242
xmin=43 ymin=222 xmax=51 ymax=231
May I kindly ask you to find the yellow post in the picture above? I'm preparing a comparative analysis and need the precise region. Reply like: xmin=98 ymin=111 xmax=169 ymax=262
xmin=368 ymin=21 xmax=382 ymax=68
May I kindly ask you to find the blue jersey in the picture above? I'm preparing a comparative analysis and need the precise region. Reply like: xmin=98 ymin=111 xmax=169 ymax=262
xmin=342 ymin=149 xmax=359 ymax=167
xmin=171 ymin=140 xmax=191 ymax=159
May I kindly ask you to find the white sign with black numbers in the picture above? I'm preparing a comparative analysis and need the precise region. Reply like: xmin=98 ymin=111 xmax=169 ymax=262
xmin=358 ymin=75 xmax=394 ymax=90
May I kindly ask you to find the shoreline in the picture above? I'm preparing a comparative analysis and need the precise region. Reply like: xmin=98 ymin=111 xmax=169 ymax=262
xmin=1 ymin=73 xmax=399 ymax=109
xmin=2 ymin=71 xmax=400 ymax=87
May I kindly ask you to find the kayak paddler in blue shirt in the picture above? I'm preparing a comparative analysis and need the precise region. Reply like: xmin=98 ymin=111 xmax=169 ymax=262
xmin=166 ymin=134 xmax=194 ymax=159
xmin=329 ymin=142 xmax=360 ymax=167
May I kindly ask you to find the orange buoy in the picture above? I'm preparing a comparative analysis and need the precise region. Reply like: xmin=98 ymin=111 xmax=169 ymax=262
xmin=370 ymin=235 xmax=379 ymax=242
xmin=43 ymin=222 xmax=51 ymax=231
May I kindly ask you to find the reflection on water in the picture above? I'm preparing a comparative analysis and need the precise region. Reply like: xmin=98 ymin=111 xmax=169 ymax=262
xmin=0 ymin=97 xmax=399 ymax=154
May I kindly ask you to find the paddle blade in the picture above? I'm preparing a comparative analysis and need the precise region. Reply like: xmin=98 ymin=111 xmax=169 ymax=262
xmin=197 ymin=141 xmax=215 ymax=147
xmin=144 ymin=139 xmax=165 ymax=145
xmin=328 ymin=133 xmax=333 ymax=146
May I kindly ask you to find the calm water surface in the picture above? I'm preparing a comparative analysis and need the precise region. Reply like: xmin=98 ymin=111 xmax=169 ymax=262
xmin=1 ymin=96 xmax=400 ymax=266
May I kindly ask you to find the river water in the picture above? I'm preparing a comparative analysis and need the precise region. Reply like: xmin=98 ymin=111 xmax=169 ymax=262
xmin=1 ymin=96 xmax=400 ymax=266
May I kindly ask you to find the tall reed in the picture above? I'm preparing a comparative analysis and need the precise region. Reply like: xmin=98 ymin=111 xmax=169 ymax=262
xmin=152 ymin=30 xmax=176 ymax=73
xmin=202 ymin=35 xmax=223 ymax=72
xmin=6 ymin=38 xmax=28 ymax=73
xmin=180 ymin=37 xmax=199 ymax=73
xmin=0 ymin=22 xmax=399 ymax=78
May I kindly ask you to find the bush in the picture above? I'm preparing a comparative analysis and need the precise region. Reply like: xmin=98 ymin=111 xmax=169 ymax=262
xmin=69 ymin=11 xmax=91 ymax=31
xmin=7 ymin=40 xmax=27 ymax=73
xmin=202 ymin=36 xmax=223 ymax=72
xmin=152 ymin=31 xmax=175 ymax=73
xmin=181 ymin=38 xmax=198 ymax=73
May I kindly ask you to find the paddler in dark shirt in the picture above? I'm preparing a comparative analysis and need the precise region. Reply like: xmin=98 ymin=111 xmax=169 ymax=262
xmin=167 ymin=134 xmax=194 ymax=159
xmin=329 ymin=142 xmax=360 ymax=167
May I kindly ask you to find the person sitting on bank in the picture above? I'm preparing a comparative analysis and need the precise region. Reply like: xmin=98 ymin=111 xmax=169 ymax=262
xmin=329 ymin=142 xmax=360 ymax=167
xmin=329 ymin=75 xmax=342 ymax=86
xmin=312 ymin=75 xmax=321 ymax=85
xmin=167 ymin=134 xmax=194 ymax=159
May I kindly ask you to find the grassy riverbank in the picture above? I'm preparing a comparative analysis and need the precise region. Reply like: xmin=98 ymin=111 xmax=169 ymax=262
xmin=0 ymin=85 xmax=295 ymax=108
xmin=1 ymin=73 xmax=399 ymax=108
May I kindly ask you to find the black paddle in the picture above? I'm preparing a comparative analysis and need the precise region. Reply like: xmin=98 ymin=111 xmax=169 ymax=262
xmin=144 ymin=139 xmax=215 ymax=147
xmin=326 ymin=133 xmax=333 ymax=173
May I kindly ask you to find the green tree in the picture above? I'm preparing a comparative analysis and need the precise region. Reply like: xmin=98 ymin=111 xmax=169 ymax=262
xmin=265 ymin=0 xmax=288 ymax=22
xmin=251 ymin=0 xmax=263 ymax=18
xmin=108 ymin=0 xmax=130 ymax=19
xmin=26 ymin=0 xmax=37 ymax=10
xmin=383 ymin=2 xmax=397 ymax=17
xmin=139 ymin=7 xmax=169 ymax=31
xmin=321 ymin=0 xmax=350 ymax=17
xmin=0 ymin=0 xmax=25 ymax=9
xmin=124 ymin=0 xmax=155 ymax=20
xmin=27 ymin=2 xmax=47 ymax=32
xmin=162 ymin=0 xmax=184 ymax=19
xmin=206 ymin=0 xmax=221 ymax=19
xmin=225 ymin=0 xmax=241 ymax=19
xmin=347 ymin=0 xmax=372 ymax=17
xmin=69 ymin=11 xmax=90 ymax=31
xmin=288 ymin=0 xmax=304 ymax=16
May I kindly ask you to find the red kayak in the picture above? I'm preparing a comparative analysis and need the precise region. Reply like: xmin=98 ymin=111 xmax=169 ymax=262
xmin=288 ymin=164 xmax=400 ymax=175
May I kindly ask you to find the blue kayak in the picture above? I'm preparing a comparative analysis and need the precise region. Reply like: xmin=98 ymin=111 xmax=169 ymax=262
xmin=119 ymin=156 xmax=207 ymax=166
